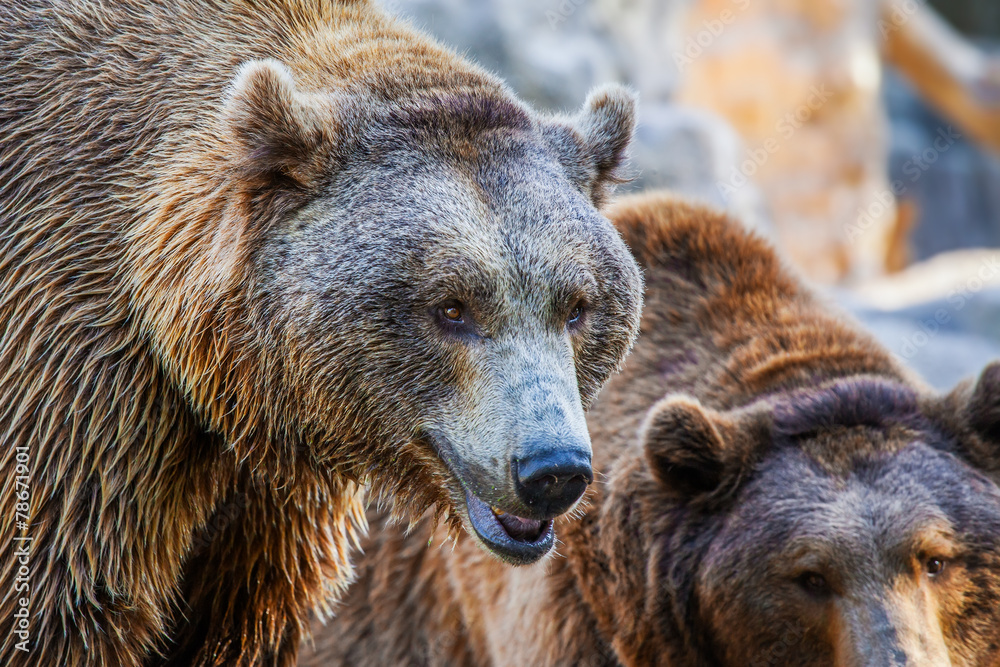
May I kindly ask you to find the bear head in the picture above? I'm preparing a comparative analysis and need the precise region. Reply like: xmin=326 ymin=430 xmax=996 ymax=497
xmin=152 ymin=59 xmax=642 ymax=565
xmin=594 ymin=365 xmax=1000 ymax=665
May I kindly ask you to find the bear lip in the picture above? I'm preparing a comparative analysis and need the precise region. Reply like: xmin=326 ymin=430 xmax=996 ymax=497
xmin=491 ymin=508 xmax=547 ymax=542
xmin=464 ymin=490 xmax=554 ymax=565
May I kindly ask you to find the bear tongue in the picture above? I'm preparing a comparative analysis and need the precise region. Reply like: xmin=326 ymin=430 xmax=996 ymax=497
xmin=491 ymin=509 xmax=545 ymax=542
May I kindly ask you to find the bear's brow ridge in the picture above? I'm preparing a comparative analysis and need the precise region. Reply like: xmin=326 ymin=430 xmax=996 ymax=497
xmin=383 ymin=92 xmax=533 ymax=136
xmin=770 ymin=378 xmax=933 ymax=441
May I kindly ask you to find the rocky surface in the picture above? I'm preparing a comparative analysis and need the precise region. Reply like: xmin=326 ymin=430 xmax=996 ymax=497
xmin=849 ymin=291 xmax=1000 ymax=389
xmin=831 ymin=247 xmax=1000 ymax=389
xmin=884 ymin=67 xmax=1000 ymax=262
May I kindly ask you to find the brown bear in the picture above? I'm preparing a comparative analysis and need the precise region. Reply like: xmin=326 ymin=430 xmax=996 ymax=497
xmin=302 ymin=192 xmax=1000 ymax=667
xmin=0 ymin=2 xmax=642 ymax=665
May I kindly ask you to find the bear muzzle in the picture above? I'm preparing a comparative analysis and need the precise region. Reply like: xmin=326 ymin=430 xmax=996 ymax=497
xmin=465 ymin=490 xmax=556 ymax=565
xmin=461 ymin=446 xmax=592 ymax=565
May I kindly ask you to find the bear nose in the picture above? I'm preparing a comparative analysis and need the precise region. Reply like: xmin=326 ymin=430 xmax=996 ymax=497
xmin=513 ymin=448 xmax=593 ymax=519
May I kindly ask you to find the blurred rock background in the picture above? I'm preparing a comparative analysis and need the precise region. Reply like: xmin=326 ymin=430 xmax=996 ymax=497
xmin=381 ymin=0 xmax=1000 ymax=389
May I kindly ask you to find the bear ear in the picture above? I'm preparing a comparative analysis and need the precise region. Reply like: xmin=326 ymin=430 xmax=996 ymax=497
xmin=543 ymin=84 xmax=637 ymax=207
xmin=932 ymin=361 xmax=1000 ymax=476
xmin=222 ymin=59 xmax=337 ymax=191
xmin=966 ymin=361 xmax=1000 ymax=444
xmin=640 ymin=396 xmax=732 ymax=498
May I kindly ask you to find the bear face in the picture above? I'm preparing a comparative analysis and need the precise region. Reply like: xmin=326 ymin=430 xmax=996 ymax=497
xmin=640 ymin=371 xmax=1000 ymax=666
xmin=214 ymin=61 xmax=641 ymax=564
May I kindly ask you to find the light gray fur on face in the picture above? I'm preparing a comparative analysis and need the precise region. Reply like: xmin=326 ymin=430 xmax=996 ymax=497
xmin=258 ymin=96 xmax=641 ymax=521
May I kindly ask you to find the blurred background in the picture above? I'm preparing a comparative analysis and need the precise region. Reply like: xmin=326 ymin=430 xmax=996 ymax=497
xmin=382 ymin=0 xmax=1000 ymax=390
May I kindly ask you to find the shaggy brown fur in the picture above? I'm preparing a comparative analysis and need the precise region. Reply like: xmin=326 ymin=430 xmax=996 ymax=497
xmin=303 ymin=192 xmax=1000 ymax=666
xmin=0 ymin=1 xmax=641 ymax=665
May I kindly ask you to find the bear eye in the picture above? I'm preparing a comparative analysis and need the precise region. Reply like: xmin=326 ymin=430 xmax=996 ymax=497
xmin=567 ymin=302 xmax=584 ymax=326
xmin=925 ymin=557 xmax=946 ymax=577
xmin=440 ymin=302 xmax=463 ymax=323
xmin=797 ymin=572 xmax=831 ymax=598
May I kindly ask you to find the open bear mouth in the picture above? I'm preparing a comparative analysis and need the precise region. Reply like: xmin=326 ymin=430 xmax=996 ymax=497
xmin=465 ymin=490 xmax=555 ymax=565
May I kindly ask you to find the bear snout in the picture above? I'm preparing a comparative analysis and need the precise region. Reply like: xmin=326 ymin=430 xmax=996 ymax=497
xmin=512 ymin=446 xmax=593 ymax=519
xmin=836 ymin=597 xmax=953 ymax=667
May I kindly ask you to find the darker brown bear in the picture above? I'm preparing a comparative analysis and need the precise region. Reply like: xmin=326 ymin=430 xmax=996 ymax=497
xmin=0 ymin=1 xmax=642 ymax=665
xmin=303 ymin=192 xmax=1000 ymax=667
